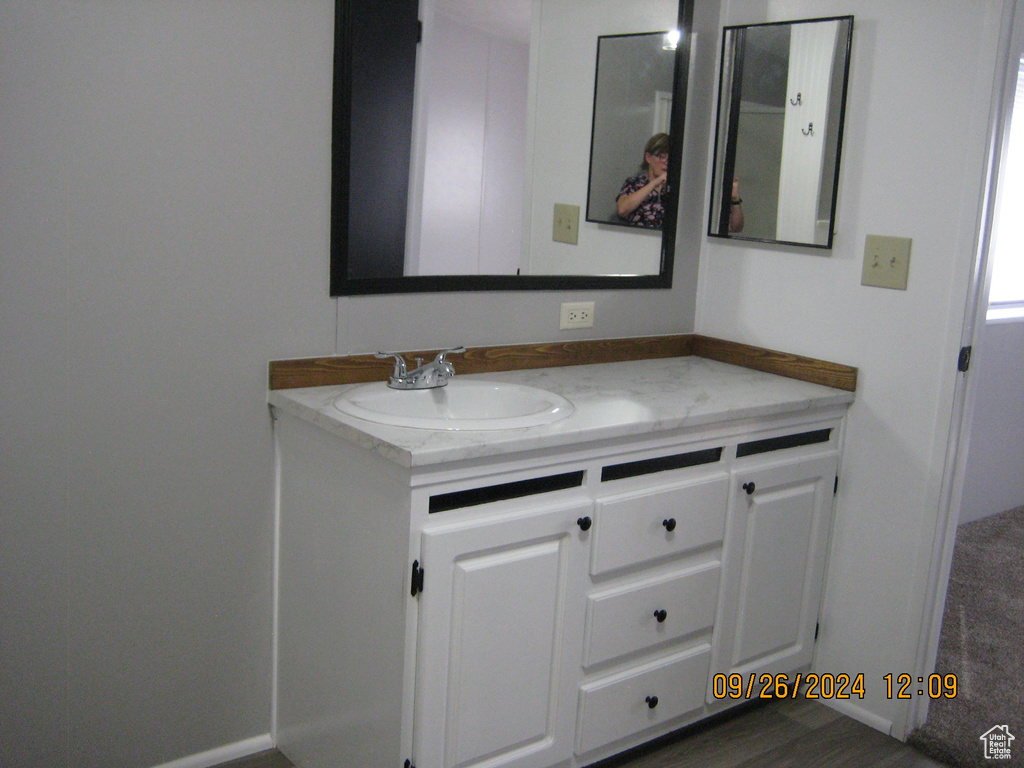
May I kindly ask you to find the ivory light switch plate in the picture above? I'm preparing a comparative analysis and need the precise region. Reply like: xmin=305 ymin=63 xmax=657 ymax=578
xmin=862 ymin=235 xmax=912 ymax=290
xmin=553 ymin=203 xmax=580 ymax=245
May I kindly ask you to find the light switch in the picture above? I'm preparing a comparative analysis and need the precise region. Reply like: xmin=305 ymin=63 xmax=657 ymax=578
xmin=861 ymin=235 xmax=911 ymax=290
xmin=552 ymin=203 xmax=580 ymax=245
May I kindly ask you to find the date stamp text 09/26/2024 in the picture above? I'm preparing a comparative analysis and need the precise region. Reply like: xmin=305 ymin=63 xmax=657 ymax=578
xmin=711 ymin=672 xmax=959 ymax=701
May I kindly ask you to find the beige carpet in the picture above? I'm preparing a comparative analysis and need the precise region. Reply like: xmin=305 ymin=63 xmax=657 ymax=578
xmin=907 ymin=505 xmax=1024 ymax=767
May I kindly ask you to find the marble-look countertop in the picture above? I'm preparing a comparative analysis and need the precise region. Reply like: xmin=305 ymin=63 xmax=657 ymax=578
xmin=268 ymin=357 xmax=855 ymax=468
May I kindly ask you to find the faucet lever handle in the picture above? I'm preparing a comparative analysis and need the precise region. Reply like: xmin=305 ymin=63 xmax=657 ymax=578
xmin=434 ymin=345 xmax=467 ymax=363
xmin=375 ymin=351 xmax=408 ymax=377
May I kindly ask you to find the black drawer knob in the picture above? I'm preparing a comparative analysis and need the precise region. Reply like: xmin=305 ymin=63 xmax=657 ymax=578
xmin=645 ymin=695 xmax=659 ymax=709
xmin=577 ymin=516 xmax=592 ymax=531
xmin=743 ymin=481 xmax=756 ymax=495
xmin=653 ymin=609 xmax=668 ymax=623
xmin=662 ymin=518 xmax=676 ymax=532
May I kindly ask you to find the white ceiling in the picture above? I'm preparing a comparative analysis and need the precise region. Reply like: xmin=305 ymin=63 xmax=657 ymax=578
xmin=436 ymin=0 xmax=532 ymax=43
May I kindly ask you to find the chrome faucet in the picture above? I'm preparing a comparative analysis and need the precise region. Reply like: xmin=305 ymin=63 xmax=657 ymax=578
xmin=375 ymin=346 xmax=467 ymax=389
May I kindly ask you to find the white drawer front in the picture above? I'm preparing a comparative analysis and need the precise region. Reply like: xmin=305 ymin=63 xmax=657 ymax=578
xmin=575 ymin=645 xmax=711 ymax=756
xmin=591 ymin=474 xmax=728 ymax=575
xmin=583 ymin=562 xmax=720 ymax=668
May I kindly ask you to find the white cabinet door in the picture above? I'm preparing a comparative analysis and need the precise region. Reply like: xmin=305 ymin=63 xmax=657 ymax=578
xmin=709 ymin=452 xmax=838 ymax=691
xmin=414 ymin=498 xmax=591 ymax=768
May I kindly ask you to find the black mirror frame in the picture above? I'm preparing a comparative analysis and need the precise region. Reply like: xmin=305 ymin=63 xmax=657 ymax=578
xmin=707 ymin=15 xmax=853 ymax=249
xmin=330 ymin=0 xmax=693 ymax=296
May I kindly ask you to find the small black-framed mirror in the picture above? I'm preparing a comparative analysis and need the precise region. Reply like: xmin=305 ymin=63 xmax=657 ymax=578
xmin=330 ymin=0 xmax=693 ymax=296
xmin=708 ymin=16 xmax=853 ymax=248
xmin=585 ymin=31 xmax=679 ymax=230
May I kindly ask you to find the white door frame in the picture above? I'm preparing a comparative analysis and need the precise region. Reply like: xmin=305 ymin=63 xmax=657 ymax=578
xmin=906 ymin=0 xmax=1021 ymax=733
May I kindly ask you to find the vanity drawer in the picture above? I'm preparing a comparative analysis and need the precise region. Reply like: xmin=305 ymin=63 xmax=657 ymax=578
xmin=575 ymin=645 xmax=711 ymax=756
xmin=583 ymin=562 xmax=720 ymax=668
xmin=591 ymin=475 xmax=728 ymax=575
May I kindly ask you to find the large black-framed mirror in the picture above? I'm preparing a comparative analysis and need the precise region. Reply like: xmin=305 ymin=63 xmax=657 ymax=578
xmin=708 ymin=16 xmax=853 ymax=248
xmin=330 ymin=0 xmax=693 ymax=296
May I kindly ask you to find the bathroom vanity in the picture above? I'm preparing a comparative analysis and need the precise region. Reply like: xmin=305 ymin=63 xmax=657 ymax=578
xmin=268 ymin=356 xmax=854 ymax=768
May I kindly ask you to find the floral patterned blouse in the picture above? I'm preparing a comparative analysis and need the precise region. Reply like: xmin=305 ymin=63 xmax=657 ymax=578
xmin=617 ymin=174 xmax=664 ymax=229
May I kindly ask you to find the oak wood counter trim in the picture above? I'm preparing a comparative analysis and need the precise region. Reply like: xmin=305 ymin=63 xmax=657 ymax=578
xmin=691 ymin=335 xmax=857 ymax=392
xmin=268 ymin=334 xmax=857 ymax=392
xmin=268 ymin=335 xmax=693 ymax=390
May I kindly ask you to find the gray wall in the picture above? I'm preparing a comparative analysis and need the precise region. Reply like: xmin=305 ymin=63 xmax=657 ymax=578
xmin=0 ymin=2 xmax=336 ymax=766
xmin=0 ymin=1 xmax=708 ymax=766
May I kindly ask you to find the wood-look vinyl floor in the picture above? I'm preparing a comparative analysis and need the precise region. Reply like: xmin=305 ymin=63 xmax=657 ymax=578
xmin=212 ymin=699 xmax=950 ymax=768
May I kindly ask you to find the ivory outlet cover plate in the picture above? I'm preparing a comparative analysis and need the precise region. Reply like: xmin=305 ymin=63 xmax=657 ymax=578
xmin=560 ymin=301 xmax=594 ymax=329
xmin=862 ymin=235 xmax=912 ymax=290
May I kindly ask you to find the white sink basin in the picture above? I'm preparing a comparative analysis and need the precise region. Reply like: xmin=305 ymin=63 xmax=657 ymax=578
xmin=332 ymin=379 xmax=574 ymax=431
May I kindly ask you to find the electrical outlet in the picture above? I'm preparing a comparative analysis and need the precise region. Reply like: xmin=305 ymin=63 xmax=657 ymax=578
xmin=861 ymin=235 xmax=912 ymax=290
xmin=560 ymin=301 xmax=594 ymax=329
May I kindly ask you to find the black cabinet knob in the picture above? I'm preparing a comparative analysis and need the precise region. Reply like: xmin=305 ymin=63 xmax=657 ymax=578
xmin=653 ymin=609 xmax=667 ymax=623
xmin=645 ymin=695 xmax=659 ymax=709
xmin=743 ymin=481 xmax=756 ymax=495
xmin=662 ymin=518 xmax=676 ymax=532
xmin=577 ymin=516 xmax=592 ymax=531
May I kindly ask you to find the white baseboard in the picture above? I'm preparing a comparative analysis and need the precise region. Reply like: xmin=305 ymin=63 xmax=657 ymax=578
xmin=149 ymin=734 xmax=275 ymax=768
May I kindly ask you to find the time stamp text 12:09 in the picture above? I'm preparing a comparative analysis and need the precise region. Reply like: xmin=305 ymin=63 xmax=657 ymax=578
xmin=711 ymin=673 xmax=959 ymax=700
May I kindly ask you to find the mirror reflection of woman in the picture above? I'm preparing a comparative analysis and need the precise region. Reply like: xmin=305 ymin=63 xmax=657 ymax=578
xmin=616 ymin=133 xmax=670 ymax=228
